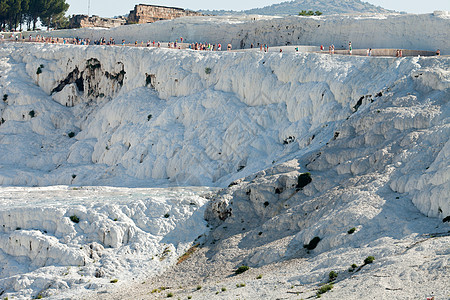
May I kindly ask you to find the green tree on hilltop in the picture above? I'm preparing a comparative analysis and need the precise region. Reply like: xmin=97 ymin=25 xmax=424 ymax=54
xmin=19 ymin=0 xmax=29 ymax=30
xmin=39 ymin=0 xmax=69 ymax=29
xmin=299 ymin=10 xmax=322 ymax=16
xmin=6 ymin=0 xmax=22 ymax=30
xmin=0 ymin=0 xmax=69 ymax=31
xmin=0 ymin=0 xmax=9 ymax=29
xmin=28 ymin=0 xmax=44 ymax=30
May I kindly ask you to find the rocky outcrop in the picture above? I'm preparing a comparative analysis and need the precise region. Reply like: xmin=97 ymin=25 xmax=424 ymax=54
xmin=51 ymin=58 xmax=126 ymax=107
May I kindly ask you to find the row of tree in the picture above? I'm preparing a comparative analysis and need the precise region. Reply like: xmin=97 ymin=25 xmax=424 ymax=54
xmin=0 ymin=0 xmax=69 ymax=32
xmin=298 ymin=10 xmax=323 ymax=16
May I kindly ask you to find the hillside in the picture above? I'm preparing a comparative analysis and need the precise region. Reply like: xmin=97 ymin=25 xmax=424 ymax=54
xmin=0 ymin=41 xmax=449 ymax=299
xmin=200 ymin=0 xmax=395 ymax=16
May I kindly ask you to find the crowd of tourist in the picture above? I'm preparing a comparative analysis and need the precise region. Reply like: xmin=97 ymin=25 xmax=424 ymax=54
xmin=0 ymin=32 xmax=275 ymax=53
xmin=0 ymin=32 xmax=442 ymax=57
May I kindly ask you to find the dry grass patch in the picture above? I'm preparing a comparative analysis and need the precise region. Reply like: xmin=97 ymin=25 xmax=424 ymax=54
xmin=177 ymin=244 xmax=199 ymax=265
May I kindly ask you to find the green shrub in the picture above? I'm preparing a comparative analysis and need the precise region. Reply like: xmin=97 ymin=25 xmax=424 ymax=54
xmin=71 ymin=174 xmax=76 ymax=179
xmin=164 ymin=213 xmax=170 ymax=218
xmin=297 ymin=172 xmax=312 ymax=190
xmin=196 ymin=285 xmax=202 ymax=290
xmin=69 ymin=215 xmax=80 ymax=223
xmin=2 ymin=94 xmax=7 ymax=101
xmin=204 ymin=67 xmax=211 ymax=74
xmin=147 ymin=114 xmax=152 ymax=121
xmin=348 ymin=227 xmax=356 ymax=234
xmin=221 ymin=287 xmax=226 ymax=291
xmin=256 ymin=274 xmax=262 ymax=279
xmin=349 ymin=263 xmax=358 ymax=271
xmin=36 ymin=67 xmax=42 ymax=75
xmin=328 ymin=271 xmax=338 ymax=282
xmin=236 ymin=283 xmax=246 ymax=288
xmin=364 ymin=256 xmax=375 ymax=264
xmin=68 ymin=132 xmax=75 ymax=138
xmin=110 ymin=279 xmax=118 ymax=283
xmin=188 ymin=297 xmax=192 ymax=299
xmin=317 ymin=283 xmax=333 ymax=296
xmin=304 ymin=236 xmax=321 ymax=250
xmin=235 ymin=265 xmax=249 ymax=275
xmin=29 ymin=110 xmax=35 ymax=118
xmin=167 ymin=293 xmax=173 ymax=297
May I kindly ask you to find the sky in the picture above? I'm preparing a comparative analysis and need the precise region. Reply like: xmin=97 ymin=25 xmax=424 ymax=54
xmin=66 ymin=0 xmax=450 ymax=17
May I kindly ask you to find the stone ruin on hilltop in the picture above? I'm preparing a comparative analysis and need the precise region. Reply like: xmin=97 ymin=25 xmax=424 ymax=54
xmin=69 ymin=4 xmax=203 ymax=29
xmin=127 ymin=4 xmax=203 ymax=24
xmin=68 ymin=15 xmax=127 ymax=29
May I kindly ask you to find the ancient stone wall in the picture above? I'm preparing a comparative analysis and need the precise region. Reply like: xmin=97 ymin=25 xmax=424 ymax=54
xmin=127 ymin=4 xmax=203 ymax=24
xmin=69 ymin=15 xmax=127 ymax=29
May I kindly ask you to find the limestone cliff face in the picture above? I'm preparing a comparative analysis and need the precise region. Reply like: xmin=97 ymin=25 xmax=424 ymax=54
xmin=127 ymin=4 xmax=203 ymax=24
xmin=1 ymin=43 xmax=448 ymax=221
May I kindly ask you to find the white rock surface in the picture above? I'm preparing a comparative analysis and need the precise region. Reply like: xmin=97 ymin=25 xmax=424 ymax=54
xmin=0 ymin=22 xmax=448 ymax=299
xmin=1 ymin=43 xmax=448 ymax=218
xmin=0 ymin=186 xmax=209 ymax=299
